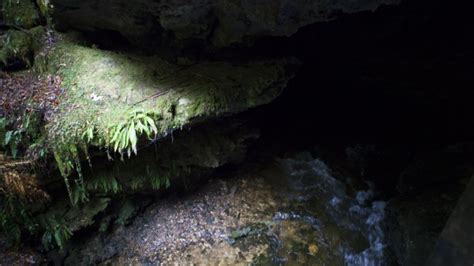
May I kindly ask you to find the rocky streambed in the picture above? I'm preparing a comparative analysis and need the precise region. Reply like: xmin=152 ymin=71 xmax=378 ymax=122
xmin=1 ymin=142 xmax=470 ymax=265
xmin=45 ymin=152 xmax=390 ymax=265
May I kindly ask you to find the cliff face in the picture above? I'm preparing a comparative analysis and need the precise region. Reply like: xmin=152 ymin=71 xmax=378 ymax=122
xmin=8 ymin=1 xmax=474 ymax=265
xmin=1 ymin=0 xmax=401 ymax=196
xmin=50 ymin=0 xmax=399 ymax=50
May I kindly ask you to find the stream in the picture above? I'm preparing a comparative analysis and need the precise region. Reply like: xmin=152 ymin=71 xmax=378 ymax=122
xmin=63 ymin=152 xmax=389 ymax=265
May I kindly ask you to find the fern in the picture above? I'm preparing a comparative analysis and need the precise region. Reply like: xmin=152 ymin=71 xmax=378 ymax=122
xmin=150 ymin=175 xmax=171 ymax=190
xmin=85 ymin=175 xmax=122 ymax=194
xmin=107 ymin=109 xmax=158 ymax=157
xmin=0 ymin=196 xmax=40 ymax=247
xmin=52 ymin=144 xmax=88 ymax=205
xmin=0 ymin=119 xmax=22 ymax=159
xmin=40 ymin=215 xmax=72 ymax=250
xmin=0 ymin=209 xmax=21 ymax=245
xmin=130 ymin=177 xmax=144 ymax=191
xmin=150 ymin=175 xmax=161 ymax=190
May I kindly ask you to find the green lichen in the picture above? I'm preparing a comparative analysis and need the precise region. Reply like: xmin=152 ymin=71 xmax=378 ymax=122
xmin=1 ymin=0 xmax=41 ymax=29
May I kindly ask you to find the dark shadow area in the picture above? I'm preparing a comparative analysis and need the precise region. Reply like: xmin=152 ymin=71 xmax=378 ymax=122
xmin=219 ymin=0 xmax=474 ymax=193
xmin=242 ymin=0 xmax=473 ymax=145
xmin=81 ymin=29 xmax=133 ymax=51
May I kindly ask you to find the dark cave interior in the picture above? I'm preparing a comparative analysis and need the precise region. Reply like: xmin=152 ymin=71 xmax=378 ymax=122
xmin=2 ymin=0 xmax=474 ymax=264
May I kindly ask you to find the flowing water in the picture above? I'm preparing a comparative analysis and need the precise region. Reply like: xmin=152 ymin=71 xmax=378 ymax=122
xmin=253 ymin=153 xmax=387 ymax=265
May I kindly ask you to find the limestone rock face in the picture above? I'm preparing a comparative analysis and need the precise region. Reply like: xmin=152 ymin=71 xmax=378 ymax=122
xmin=51 ymin=0 xmax=400 ymax=49
xmin=44 ymin=38 xmax=297 ymax=154
xmin=385 ymin=185 xmax=465 ymax=266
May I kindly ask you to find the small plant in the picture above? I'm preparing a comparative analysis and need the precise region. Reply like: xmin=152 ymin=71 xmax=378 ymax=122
xmin=0 ymin=107 xmax=45 ymax=160
xmin=2 ymin=128 xmax=21 ymax=158
xmin=52 ymin=144 xmax=88 ymax=205
xmin=70 ymin=184 xmax=88 ymax=206
xmin=40 ymin=215 xmax=72 ymax=250
xmin=0 ymin=194 xmax=41 ymax=247
xmin=107 ymin=108 xmax=158 ymax=157
xmin=0 ymin=30 xmax=34 ymax=67
xmin=85 ymin=175 xmax=121 ymax=194
xmin=150 ymin=175 xmax=171 ymax=190
xmin=50 ymin=108 xmax=161 ymax=205
xmin=0 ymin=117 xmax=22 ymax=158
xmin=0 ymin=209 xmax=22 ymax=245
xmin=129 ymin=177 xmax=144 ymax=191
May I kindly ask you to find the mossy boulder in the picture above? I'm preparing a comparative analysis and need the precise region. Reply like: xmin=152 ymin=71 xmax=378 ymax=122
xmin=35 ymin=34 xmax=296 ymax=202
xmin=39 ymin=197 xmax=110 ymax=235
xmin=43 ymin=35 xmax=296 ymax=160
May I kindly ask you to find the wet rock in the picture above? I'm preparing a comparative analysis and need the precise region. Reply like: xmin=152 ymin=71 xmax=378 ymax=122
xmin=58 ymin=155 xmax=391 ymax=265
xmin=50 ymin=0 xmax=400 ymax=50
xmin=80 ymin=120 xmax=261 ymax=197
xmin=385 ymin=184 xmax=465 ymax=266
xmin=41 ymin=197 xmax=110 ymax=233
xmin=0 ymin=239 xmax=46 ymax=265
xmin=229 ymin=222 xmax=270 ymax=243
xmin=428 ymin=177 xmax=474 ymax=265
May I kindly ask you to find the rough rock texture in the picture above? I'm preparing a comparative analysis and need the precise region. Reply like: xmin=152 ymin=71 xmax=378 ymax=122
xmin=428 ymin=177 xmax=474 ymax=265
xmin=51 ymin=0 xmax=400 ymax=49
xmin=82 ymin=121 xmax=260 ymax=196
xmin=59 ymin=174 xmax=272 ymax=265
xmin=0 ymin=239 xmax=45 ymax=265
xmin=40 ymin=34 xmax=297 ymax=177
xmin=385 ymin=183 xmax=466 ymax=266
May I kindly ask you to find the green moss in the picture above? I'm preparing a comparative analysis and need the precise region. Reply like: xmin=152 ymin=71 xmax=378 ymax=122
xmin=115 ymin=199 xmax=138 ymax=225
xmin=35 ymin=0 xmax=50 ymax=20
xmin=42 ymin=36 xmax=293 ymax=202
xmin=46 ymin=41 xmax=285 ymax=135
xmin=46 ymin=38 xmax=289 ymax=137
xmin=0 ymin=26 xmax=44 ymax=67
xmin=2 ymin=0 xmax=40 ymax=29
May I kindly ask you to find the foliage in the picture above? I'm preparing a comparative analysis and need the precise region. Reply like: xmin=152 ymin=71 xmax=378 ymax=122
xmin=52 ymin=143 xmax=88 ymax=205
xmin=0 ymin=30 xmax=33 ymax=67
xmin=0 ymin=27 xmax=44 ymax=67
xmin=39 ymin=215 xmax=72 ymax=250
xmin=0 ymin=115 xmax=37 ymax=159
xmin=150 ymin=174 xmax=171 ymax=190
xmin=85 ymin=175 xmax=121 ymax=194
xmin=129 ymin=177 xmax=144 ymax=191
xmin=0 ymin=213 xmax=21 ymax=244
xmin=1 ymin=0 xmax=40 ymax=29
xmin=106 ymin=108 xmax=158 ymax=157
xmin=0 ymin=73 xmax=60 ymax=159
xmin=49 ymin=107 xmax=161 ymax=204
xmin=36 ymin=0 xmax=52 ymax=20
xmin=40 ymin=38 xmax=286 ymax=205
xmin=1 ymin=174 xmax=80 ymax=251
xmin=0 ymin=193 xmax=40 ymax=248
